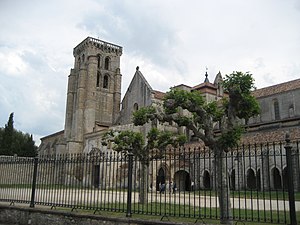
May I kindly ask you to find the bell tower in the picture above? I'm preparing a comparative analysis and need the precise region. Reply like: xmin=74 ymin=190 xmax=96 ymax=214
xmin=64 ymin=37 xmax=122 ymax=153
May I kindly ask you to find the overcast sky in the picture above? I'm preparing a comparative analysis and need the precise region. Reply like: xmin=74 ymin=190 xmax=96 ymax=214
xmin=0 ymin=0 xmax=300 ymax=145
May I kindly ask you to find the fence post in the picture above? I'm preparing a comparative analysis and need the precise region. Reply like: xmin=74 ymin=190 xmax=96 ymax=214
xmin=285 ymin=133 xmax=297 ymax=225
xmin=126 ymin=152 xmax=134 ymax=217
xmin=29 ymin=157 xmax=38 ymax=208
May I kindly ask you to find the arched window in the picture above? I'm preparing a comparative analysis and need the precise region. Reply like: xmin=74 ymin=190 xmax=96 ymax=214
xmin=82 ymin=54 xmax=85 ymax=62
xmin=133 ymin=103 xmax=139 ymax=111
xmin=273 ymin=99 xmax=280 ymax=120
xmin=97 ymin=55 xmax=101 ymax=68
xmin=103 ymin=75 xmax=109 ymax=89
xmin=96 ymin=72 xmax=100 ymax=87
xmin=104 ymin=57 xmax=110 ymax=70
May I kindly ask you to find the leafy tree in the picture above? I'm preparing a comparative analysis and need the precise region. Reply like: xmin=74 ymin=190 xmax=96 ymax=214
xmin=102 ymin=128 xmax=186 ymax=204
xmin=0 ymin=128 xmax=4 ymax=154
xmin=132 ymin=71 xmax=260 ymax=224
xmin=19 ymin=134 xmax=38 ymax=157
xmin=0 ymin=113 xmax=38 ymax=157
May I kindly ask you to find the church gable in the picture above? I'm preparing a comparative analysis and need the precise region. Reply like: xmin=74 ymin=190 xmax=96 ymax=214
xmin=116 ymin=67 xmax=154 ymax=125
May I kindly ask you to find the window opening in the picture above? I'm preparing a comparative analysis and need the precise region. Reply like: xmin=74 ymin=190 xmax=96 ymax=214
xmin=96 ymin=72 xmax=100 ymax=87
xmin=133 ymin=103 xmax=139 ymax=111
xmin=97 ymin=55 xmax=101 ymax=68
xmin=105 ymin=57 xmax=110 ymax=70
xmin=274 ymin=100 xmax=280 ymax=120
xmin=103 ymin=75 xmax=109 ymax=88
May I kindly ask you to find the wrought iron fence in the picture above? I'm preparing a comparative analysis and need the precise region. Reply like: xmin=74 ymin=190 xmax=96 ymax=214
xmin=0 ymin=139 xmax=299 ymax=224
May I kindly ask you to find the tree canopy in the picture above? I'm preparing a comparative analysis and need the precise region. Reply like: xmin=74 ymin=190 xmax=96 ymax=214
xmin=0 ymin=113 xmax=38 ymax=157
xmin=102 ymin=128 xmax=186 ymax=164
xmin=133 ymin=71 xmax=260 ymax=151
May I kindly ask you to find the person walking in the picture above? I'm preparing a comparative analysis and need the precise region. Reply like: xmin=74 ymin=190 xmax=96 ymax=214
xmin=160 ymin=182 xmax=165 ymax=194
xmin=172 ymin=182 xmax=177 ymax=194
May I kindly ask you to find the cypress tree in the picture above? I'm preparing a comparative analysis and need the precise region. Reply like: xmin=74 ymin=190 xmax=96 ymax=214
xmin=2 ymin=113 xmax=14 ymax=155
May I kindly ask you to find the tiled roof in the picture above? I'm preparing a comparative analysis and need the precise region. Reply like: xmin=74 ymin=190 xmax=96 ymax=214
xmin=153 ymin=90 xmax=165 ymax=100
xmin=253 ymin=78 xmax=300 ymax=98
xmin=180 ymin=127 xmax=300 ymax=151
xmin=192 ymin=82 xmax=216 ymax=90
xmin=241 ymin=127 xmax=300 ymax=144
xmin=40 ymin=130 xmax=64 ymax=140
xmin=173 ymin=84 xmax=192 ymax=89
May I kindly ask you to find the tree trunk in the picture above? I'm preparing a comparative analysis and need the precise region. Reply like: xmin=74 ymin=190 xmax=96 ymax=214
xmin=139 ymin=163 xmax=149 ymax=204
xmin=215 ymin=149 xmax=232 ymax=224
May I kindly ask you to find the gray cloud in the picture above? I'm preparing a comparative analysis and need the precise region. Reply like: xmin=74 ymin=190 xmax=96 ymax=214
xmin=0 ymin=46 xmax=66 ymax=141
xmin=77 ymin=1 xmax=183 ymax=72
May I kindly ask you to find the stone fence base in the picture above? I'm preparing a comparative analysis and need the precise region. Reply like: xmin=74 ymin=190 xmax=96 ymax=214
xmin=0 ymin=204 xmax=204 ymax=225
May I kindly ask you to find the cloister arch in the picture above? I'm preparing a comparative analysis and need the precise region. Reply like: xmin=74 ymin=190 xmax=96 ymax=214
xmin=271 ymin=167 xmax=282 ymax=190
xmin=246 ymin=168 xmax=256 ymax=189
xmin=174 ymin=170 xmax=191 ymax=191
xmin=203 ymin=170 xmax=211 ymax=189
xmin=156 ymin=167 xmax=166 ymax=191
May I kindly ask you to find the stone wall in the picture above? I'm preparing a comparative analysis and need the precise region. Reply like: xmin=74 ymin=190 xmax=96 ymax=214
xmin=0 ymin=156 xmax=34 ymax=184
xmin=0 ymin=204 xmax=196 ymax=225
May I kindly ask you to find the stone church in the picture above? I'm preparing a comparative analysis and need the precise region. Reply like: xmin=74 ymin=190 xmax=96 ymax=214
xmin=38 ymin=37 xmax=300 ymax=191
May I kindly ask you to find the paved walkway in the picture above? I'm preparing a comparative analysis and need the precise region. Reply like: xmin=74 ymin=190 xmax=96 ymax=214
xmin=1 ymin=188 xmax=299 ymax=212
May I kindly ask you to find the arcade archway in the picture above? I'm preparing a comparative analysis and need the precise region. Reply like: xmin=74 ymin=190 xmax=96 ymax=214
xmin=156 ymin=167 xmax=166 ymax=191
xmin=246 ymin=168 xmax=256 ymax=190
xmin=272 ymin=167 xmax=282 ymax=190
xmin=174 ymin=170 xmax=191 ymax=191
xmin=203 ymin=170 xmax=211 ymax=189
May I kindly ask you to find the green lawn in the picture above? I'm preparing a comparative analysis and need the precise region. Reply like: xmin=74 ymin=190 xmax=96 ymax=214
xmin=51 ymin=202 xmax=300 ymax=225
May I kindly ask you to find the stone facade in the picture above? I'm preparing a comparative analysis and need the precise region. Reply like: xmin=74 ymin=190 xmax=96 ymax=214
xmin=38 ymin=37 xmax=300 ymax=192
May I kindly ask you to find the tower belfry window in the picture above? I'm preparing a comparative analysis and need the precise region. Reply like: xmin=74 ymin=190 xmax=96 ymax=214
xmin=105 ymin=57 xmax=110 ymax=70
xmin=97 ymin=55 xmax=101 ymax=68
xmin=103 ymin=75 xmax=109 ymax=88
xmin=78 ymin=57 xmax=81 ymax=68
xmin=273 ymin=99 xmax=280 ymax=120
xmin=96 ymin=72 xmax=100 ymax=87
